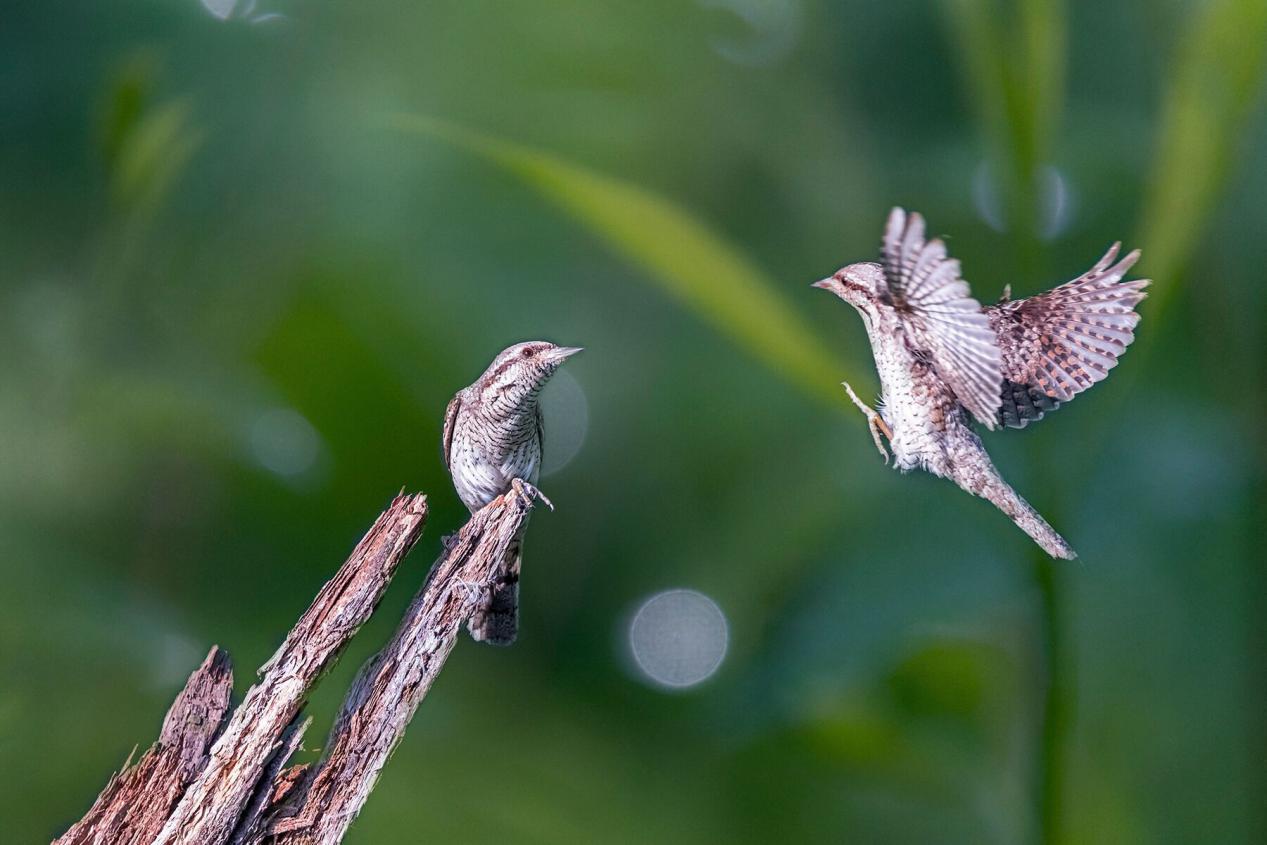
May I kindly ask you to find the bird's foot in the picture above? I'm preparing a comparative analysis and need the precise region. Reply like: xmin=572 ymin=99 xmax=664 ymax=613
xmin=840 ymin=380 xmax=871 ymax=416
xmin=868 ymin=416 xmax=891 ymax=466
xmin=512 ymin=479 xmax=554 ymax=511
xmin=841 ymin=381 xmax=892 ymax=465
xmin=875 ymin=414 xmax=894 ymax=441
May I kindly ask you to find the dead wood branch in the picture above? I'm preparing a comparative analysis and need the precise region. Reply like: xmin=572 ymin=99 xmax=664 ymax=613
xmin=152 ymin=493 xmax=429 ymax=845
xmin=57 ymin=483 xmax=538 ymax=845
xmin=54 ymin=648 xmax=234 ymax=845
xmin=260 ymin=480 xmax=536 ymax=843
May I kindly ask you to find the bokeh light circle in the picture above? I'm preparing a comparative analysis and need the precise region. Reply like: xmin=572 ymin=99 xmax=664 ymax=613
xmin=700 ymin=0 xmax=802 ymax=67
xmin=627 ymin=589 xmax=729 ymax=690
xmin=973 ymin=159 xmax=1076 ymax=241
xmin=248 ymin=407 xmax=322 ymax=479
xmin=540 ymin=368 xmax=589 ymax=476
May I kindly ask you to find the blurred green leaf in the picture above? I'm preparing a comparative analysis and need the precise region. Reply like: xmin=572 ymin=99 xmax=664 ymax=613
xmin=99 ymin=52 xmax=160 ymax=169
xmin=390 ymin=114 xmax=851 ymax=406
xmin=1138 ymin=0 xmax=1267 ymax=307
xmin=98 ymin=52 xmax=203 ymax=220
xmin=112 ymin=97 xmax=203 ymax=215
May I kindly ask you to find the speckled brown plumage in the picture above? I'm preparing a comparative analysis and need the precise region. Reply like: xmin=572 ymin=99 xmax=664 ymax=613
xmin=814 ymin=208 xmax=1149 ymax=559
xmin=987 ymin=243 xmax=1148 ymax=429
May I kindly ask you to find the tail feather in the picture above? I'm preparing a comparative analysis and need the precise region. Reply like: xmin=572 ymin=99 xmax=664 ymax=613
xmin=955 ymin=459 xmax=1077 ymax=560
xmin=467 ymin=534 xmax=521 ymax=646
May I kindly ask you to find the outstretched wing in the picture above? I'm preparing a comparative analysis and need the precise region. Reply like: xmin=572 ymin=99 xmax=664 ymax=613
xmin=882 ymin=207 xmax=1003 ymax=428
xmin=441 ymin=394 xmax=462 ymax=471
xmin=986 ymin=243 xmax=1149 ymax=429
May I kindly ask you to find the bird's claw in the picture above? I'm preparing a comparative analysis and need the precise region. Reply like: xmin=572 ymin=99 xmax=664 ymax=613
xmin=841 ymin=381 xmax=892 ymax=465
xmin=840 ymin=380 xmax=866 ymax=412
xmin=512 ymin=479 xmax=554 ymax=511
xmin=868 ymin=417 xmax=891 ymax=466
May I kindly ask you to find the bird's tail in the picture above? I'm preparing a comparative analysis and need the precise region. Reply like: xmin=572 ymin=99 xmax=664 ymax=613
xmin=959 ymin=462 xmax=1077 ymax=560
xmin=467 ymin=530 xmax=522 ymax=646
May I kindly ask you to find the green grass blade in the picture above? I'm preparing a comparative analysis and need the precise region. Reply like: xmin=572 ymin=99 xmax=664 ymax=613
xmin=390 ymin=114 xmax=850 ymax=406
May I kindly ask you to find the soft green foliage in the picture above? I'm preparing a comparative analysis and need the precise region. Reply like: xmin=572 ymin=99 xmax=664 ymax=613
xmin=1139 ymin=0 xmax=1267 ymax=305
xmin=391 ymin=114 xmax=851 ymax=405
xmin=0 ymin=2 xmax=1263 ymax=844
xmin=942 ymin=0 xmax=1066 ymax=191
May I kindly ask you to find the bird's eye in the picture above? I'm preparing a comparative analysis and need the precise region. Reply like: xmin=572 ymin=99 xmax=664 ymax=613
xmin=521 ymin=348 xmax=535 ymax=358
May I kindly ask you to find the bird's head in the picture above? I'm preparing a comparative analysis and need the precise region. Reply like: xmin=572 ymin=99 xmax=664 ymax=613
xmin=478 ymin=341 xmax=583 ymax=405
xmin=812 ymin=262 xmax=886 ymax=320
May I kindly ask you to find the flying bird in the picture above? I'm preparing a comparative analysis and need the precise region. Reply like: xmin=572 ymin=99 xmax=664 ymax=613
xmin=813 ymin=208 xmax=1149 ymax=558
xmin=443 ymin=340 xmax=582 ymax=644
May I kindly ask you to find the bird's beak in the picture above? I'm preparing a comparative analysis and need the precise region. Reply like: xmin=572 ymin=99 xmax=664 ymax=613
xmin=811 ymin=278 xmax=834 ymax=290
xmin=552 ymin=346 xmax=584 ymax=360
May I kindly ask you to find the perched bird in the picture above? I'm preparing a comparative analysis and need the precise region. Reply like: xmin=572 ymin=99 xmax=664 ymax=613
xmin=443 ymin=340 xmax=582 ymax=644
xmin=813 ymin=207 xmax=1148 ymax=559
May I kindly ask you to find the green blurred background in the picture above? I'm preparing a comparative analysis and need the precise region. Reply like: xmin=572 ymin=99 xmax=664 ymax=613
xmin=2 ymin=1 xmax=1264 ymax=842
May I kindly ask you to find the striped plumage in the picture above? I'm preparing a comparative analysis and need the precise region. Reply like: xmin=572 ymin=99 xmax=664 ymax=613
xmin=814 ymin=208 xmax=1149 ymax=559
xmin=988 ymin=243 xmax=1147 ymax=429
xmin=443 ymin=341 xmax=581 ymax=644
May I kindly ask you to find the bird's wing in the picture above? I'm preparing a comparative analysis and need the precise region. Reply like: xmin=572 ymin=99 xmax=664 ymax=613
xmin=441 ymin=393 xmax=462 ymax=471
xmin=986 ymin=243 xmax=1148 ymax=429
xmin=882 ymin=207 xmax=1003 ymax=428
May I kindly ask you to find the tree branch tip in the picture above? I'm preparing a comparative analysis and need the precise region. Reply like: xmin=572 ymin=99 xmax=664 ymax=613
xmin=389 ymin=490 xmax=428 ymax=515
xmin=201 ymin=645 xmax=233 ymax=673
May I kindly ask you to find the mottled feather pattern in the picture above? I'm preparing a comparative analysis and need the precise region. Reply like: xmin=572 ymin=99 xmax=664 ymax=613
xmin=443 ymin=341 xmax=578 ymax=645
xmin=988 ymin=243 xmax=1149 ymax=428
xmin=449 ymin=387 xmax=544 ymax=512
xmin=882 ymin=208 xmax=1003 ymax=428
xmin=441 ymin=393 xmax=461 ymax=470
xmin=817 ymin=207 xmax=1147 ymax=560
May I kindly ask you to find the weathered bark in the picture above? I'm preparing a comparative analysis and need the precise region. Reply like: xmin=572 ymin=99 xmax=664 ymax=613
xmin=227 ymin=716 xmax=311 ymax=845
xmin=55 ymin=648 xmax=234 ymax=845
xmin=259 ymin=481 xmax=536 ymax=844
xmin=57 ymin=483 xmax=540 ymax=845
xmin=152 ymin=493 xmax=429 ymax=845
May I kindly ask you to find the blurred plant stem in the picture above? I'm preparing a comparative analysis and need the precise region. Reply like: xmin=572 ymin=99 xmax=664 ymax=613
xmin=941 ymin=0 xmax=1064 ymax=274
xmin=940 ymin=2 xmax=1069 ymax=842
xmin=1030 ymin=546 xmax=1069 ymax=844
xmin=389 ymin=113 xmax=853 ymax=408
xmin=1026 ymin=452 xmax=1072 ymax=845
xmin=1251 ymin=406 xmax=1267 ymax=845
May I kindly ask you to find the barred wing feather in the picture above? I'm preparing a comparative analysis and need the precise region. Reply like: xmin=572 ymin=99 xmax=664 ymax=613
xmin=986 ymin=243 xmax=1149 ymax=429
xmin=882 ymin=207 xmax=1004 ymax=428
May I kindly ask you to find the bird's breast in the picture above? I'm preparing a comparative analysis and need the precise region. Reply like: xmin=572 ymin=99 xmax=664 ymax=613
xmin=869 ymin=336 xmax=960 ymax=472
xmin=449 ymin=403 xmax=542 ymax=510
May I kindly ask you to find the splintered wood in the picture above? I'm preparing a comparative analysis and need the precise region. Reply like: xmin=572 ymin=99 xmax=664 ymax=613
xmin=57 ymin=483 xmax=536 ymax=845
